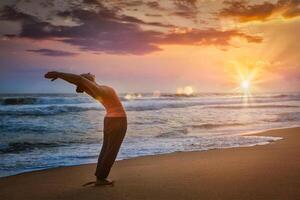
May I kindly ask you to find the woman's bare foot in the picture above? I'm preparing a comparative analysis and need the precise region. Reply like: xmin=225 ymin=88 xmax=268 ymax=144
xmin=82 ymin=179 xmax=114 ymax=187
xmin=95 ymin=178 xmax=114 ymax=186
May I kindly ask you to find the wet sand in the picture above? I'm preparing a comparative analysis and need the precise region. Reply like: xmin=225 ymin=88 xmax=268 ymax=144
xmin=0 ymin=127 xmax=300 ymax=200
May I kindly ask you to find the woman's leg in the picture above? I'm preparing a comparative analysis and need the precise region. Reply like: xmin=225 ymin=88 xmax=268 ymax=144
xmin=95 ymin=118 xmax=110 ymax=177
xmin=96 ymin=118 xmax=127 ymax=179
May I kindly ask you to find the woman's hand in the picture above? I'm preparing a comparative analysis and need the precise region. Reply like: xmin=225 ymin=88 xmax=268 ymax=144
xmin=44 ymin=71 xmax=60 ymax=81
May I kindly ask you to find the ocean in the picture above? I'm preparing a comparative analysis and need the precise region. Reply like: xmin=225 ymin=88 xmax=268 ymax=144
xmin=1 ymin=93 xmax=300 ymax=177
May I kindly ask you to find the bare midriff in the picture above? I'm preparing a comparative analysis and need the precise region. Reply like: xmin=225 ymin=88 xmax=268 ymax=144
xmin=97 ymin=87 xmax=126 ymax=118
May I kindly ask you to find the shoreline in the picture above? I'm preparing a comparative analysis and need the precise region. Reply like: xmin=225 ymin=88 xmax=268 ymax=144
xmin=0 ymin=126 xmax=289 ymax=179
xmin=0 ymin=126 xmax=300 ymax=199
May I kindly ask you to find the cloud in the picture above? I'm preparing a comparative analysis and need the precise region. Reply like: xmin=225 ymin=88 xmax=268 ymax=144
xmin=117 ymin=15 xmax=174 ymax=28
xmin=0 ymin=2 xmax=262 ymax=55
xmin=160 ymin=28 xmax=262 ymax=46
xmin=27 ymin=49 xmax=78 ymax=56
xmin=145 ymin=13 xmax=162 ymax=17
xmin=220 ymin=0 xmax=300 ymax=22
xmin=146 ymin=1 xmax=163 ymax=10
xmin=1 ymin=6 xmax=164 ymax=54
xmin=172 ymin=0 xmax=198 ymax=20
xmin=173 ymin=0 xmax=197 ymax=9
xmin=113 ymin=0 xmax=144 ymax=7
xmin=55 ymin=9 xmax=164 ymax=54
xmin=0 ymin=5 xmax=37 ymax=22
xmin=280 ymin=0 xmax=300 ymax=19
xmin=171 ymin=10 xmax=198 ymax=19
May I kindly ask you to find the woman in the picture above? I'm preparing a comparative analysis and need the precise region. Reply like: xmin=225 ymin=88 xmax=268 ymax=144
xmin=45 ymin=71 xmax=127 ymax=186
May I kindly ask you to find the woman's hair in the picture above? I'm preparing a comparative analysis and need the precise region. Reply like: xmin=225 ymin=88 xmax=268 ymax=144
xmin=80 ymin=73 xmax=95 ymax=82
xmin=76 ymin=73 xmax=96 ymax=93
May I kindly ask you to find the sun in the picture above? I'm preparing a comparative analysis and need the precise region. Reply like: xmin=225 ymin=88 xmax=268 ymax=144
xmin=241 ymin=80 xmax=250 ymax=91
xmin=238 ymin=79 xmax=252 ymax=103
xmin=228 ymin=59 xmax=266 ymax=97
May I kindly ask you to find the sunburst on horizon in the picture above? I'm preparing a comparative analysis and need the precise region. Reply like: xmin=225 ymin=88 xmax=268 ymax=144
xmin=228 ymin=59 xmax=268 ymax=102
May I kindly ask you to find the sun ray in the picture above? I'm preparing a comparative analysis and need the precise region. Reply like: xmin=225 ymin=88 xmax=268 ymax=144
xmin=227 ymin=58 xmax=270 ymax=104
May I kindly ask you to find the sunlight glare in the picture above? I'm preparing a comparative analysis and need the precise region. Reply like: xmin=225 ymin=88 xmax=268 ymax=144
xmin=176 ymin=86 xmax=194 ymax=96
xmin=241 ymin=80 xmax=250 ymax=90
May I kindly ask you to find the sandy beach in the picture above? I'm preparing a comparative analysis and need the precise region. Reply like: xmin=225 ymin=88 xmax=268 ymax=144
xmin=0 ymin=127 xmax=299 ymax=200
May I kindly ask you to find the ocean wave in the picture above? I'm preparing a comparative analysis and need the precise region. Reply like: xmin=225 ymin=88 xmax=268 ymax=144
xmin=0 ymin=96 xmax=93 ymax=106
xmin=1 ymin=93 xmax=299 ymax=106
xmin=161 ymin=94 xmax=197 ymax=98
xmin=0 ymin=97 xmax=38 ymax=105
xmin=263 ymin=112 xmax=300 ymax=123
xmin=1 ymin=93 xmax=299 ymax=116
xmin=159 ymin=93 xmax=300 ymax=99
xmin=155 ymin=123 xmax=247 ymax=138
xmin=1 ymin=100 xmax=299 ymax=116
xmin=155 ymin=129 xmax=188 ymax=138
xmin=254 ymin=94 xmax=300 ymax=99
xmin=190 ymin=123 xmax=245 ymax=129
xmin=0 ymin=100 xmax=204 ymax=116
xmin=183 ymin=135 xmax=282 ymax=152
xmin=208 ymin=105 xmax=299 ymax=109
xmin=0 ymin=105 xmax=102 ymax=116
xmin=271 ymin=94 xmax=289 ymax=98
xmin=0 ymin=142 xmax=62 ymax=154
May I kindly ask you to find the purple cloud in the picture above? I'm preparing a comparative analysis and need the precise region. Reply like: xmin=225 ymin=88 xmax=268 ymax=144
xmin=27 ymin=49 xmax=78 ymax=57
xmin=0 ymin=2 xmax=262 ymax=55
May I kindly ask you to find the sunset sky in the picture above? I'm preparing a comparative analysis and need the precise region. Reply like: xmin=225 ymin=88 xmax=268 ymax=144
xmin=0 ymin=0 xmax=299 ymax=93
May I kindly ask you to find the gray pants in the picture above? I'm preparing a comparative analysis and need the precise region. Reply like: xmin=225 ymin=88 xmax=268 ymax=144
xmin=95 ymin=117 xmax=127 ymax=179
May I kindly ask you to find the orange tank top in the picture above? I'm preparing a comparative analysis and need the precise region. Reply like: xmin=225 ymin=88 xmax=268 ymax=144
xmin=97 ymin=87 xmax=126 ymax=117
